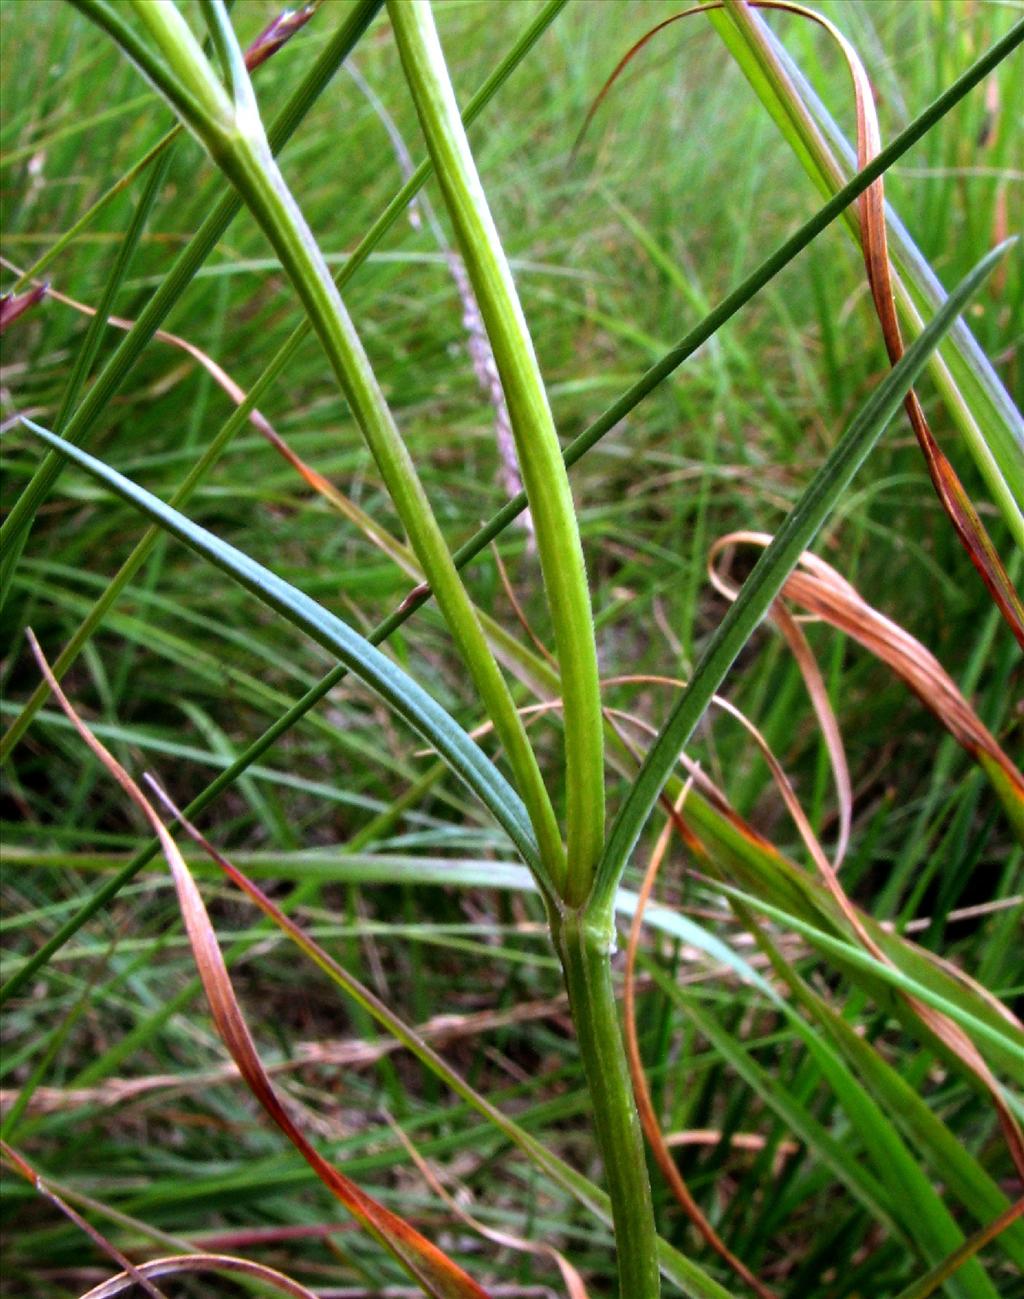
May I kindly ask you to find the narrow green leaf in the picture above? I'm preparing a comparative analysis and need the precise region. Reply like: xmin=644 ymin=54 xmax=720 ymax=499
xmin=715 ymin=880 xmax=1024 ymax=1080
xmin=710 ymin=3 xmax=1024 ymax=545
xmin=589 ymin=243 xmax=1012 ymax=920
xmin=0 ymin=139 xmax=172 ymax=610
xmin=673 ymin=765 xmax=1024 ymax=1085
xmin=734 ymin=904 xmax=1023 ymax=1276
xmin=17 ymin=419 xmax=547 ymax=891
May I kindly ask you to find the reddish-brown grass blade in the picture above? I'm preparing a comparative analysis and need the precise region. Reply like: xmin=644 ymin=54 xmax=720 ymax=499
xmin=820 ymin=9 xmax=1024 ymax=648
xmin=575 ymin=1 xmax=1024 ymax=646
xmin=898 ymin=1199 xmax=1024 ymax=1299
xmin=0 ymin=1141 xmax=168 ymax=1299
xmin=26 ymin=631 xmax=492 ymax=1299
xmin=709 ymin=531 xmax=1024 ymax=812
xmin=78 ymin=1251 xmax=323 ymax=1299
xmin=624 ymin=785 xmax=776 ymax=1299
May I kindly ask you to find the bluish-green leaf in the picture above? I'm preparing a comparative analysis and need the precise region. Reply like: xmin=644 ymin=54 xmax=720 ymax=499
xmin=18 ymin=420 xmax=547 ymax=892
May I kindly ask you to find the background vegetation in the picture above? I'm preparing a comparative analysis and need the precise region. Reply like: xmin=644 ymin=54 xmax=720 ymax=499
xmin=1 ymin=1 xmax=1021 ymax=1296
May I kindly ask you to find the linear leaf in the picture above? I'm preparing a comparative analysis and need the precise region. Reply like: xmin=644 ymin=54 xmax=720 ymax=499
xmin=589 ymin=243 xmax=1011 ymax=919
xmin=18 ymin=420 xmax=546 ymax=889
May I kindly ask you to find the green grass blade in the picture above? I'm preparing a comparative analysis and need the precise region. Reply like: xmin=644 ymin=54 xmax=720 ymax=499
xmin=7 ymin=125 xmax=178 ymax=293
xmin=589 ymin=243 xmax=1011 ymax=920
xmin=736 ymin=905 xmax=1024 ymax=1272
xmin=0 ymin=145 xmax=171 ymax=611
xmin=709 ymin=3 xmax=1024 ymax=545
xmin=663 ymin=988 xmax=998 ymax=1299
xmin=674 ymin=770 xmax=1024 ymax=1083
xmin=716 ymin=881 xmax=1024 ymax=1080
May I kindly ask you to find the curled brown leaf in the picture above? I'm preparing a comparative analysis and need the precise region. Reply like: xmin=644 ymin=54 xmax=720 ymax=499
xmin=708 ymin=532 xmax=1023 ymax=800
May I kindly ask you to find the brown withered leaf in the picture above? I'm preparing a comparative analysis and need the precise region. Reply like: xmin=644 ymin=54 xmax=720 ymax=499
xmin=27 ymin=630 xmax=492 ymax=1299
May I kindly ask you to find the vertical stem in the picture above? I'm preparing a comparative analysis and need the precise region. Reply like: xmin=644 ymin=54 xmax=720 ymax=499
xmin=387 ymin=7 xmax=658 ymax=1285
xmin=557 ymin=906 xmax=661 ymax=1299
xmin=216 ymin=134 xmax=564 ymax=892
xmin=388 ymin=0 xmax=605 ymax=904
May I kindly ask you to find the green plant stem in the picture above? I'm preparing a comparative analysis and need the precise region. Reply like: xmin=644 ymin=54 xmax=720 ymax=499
xmin=556 ymin=907 xmax=660 ymax=1298
xmin=125 ymin=0 xmax=235 ymax=134
xmin=388 ymin=0 xmax=604 ymax=901
xmin=227 ymin=134 xmax=564 ymax=891
xmin=386 ymin=8 xmax=649 ymax=1287
xmin=61 ymin=0 xmax=566 ymax=884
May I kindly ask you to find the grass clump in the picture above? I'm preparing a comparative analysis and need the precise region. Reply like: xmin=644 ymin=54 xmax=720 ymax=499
xmin=1 ymin=3 xmax=1021 ymax=1297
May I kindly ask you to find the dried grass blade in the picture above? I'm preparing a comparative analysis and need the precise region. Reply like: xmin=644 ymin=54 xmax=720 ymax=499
xmin=709 ymin=531 xmax=1024 ymax=828
xmin=823 ymin=6 xmax=1024 ymax=646
xmin=25 ymin=632 xmax=492 ymax=1299
xmin=77 ymin=1251 xmax=324 ymax=1299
